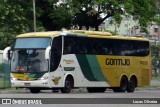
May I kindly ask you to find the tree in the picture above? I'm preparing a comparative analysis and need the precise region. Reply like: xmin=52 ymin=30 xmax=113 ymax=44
xmin=0 ymin=0 xmax=34 ymax=49
xmin=0 ymin=0 xmax=72 ymax=49
xmin=0 ymin=0 xmax=35 ymax=33
xmin=0 ymin=0 xmax=159 ymax=49
xmin=72 ymin=0 xmax=124 ymax=30
xmin=151 ymin=45 xmax=160 ymax=76
xmin=37 ymin=0 xmax=72 ymax=30
xmin=69 ymin=0 xmax=158 ymax=31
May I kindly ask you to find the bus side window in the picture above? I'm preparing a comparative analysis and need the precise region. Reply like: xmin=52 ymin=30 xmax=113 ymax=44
xmin=77 ymin=37 xmax=87 ymax=54
xmin=64 ymin=36 xmax=76 ymax=54
xmin=50 ymin=36 xmax=62 ymax=71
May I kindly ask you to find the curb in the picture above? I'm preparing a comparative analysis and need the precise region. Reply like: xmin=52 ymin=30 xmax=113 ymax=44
xmin=0 ymin=87 xmax=160 ymax=94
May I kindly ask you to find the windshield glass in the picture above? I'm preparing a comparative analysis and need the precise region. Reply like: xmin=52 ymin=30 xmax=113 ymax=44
xmin=14 ymin=38 xmax=51 ymax=49
xmin=11 ymin=49 xmax=48 ymax=73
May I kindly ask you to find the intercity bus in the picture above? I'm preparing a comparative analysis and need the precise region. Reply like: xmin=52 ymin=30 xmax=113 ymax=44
xmin=3 ymin=30 xmax=151 ymax=93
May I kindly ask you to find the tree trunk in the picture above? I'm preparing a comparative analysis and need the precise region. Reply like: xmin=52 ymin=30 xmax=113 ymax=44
xmin=86 ymin=26 xmax=89 ymax=30
xmin=79 ymin=25 xmax=82 ymax=30
xmin=95 ymin=26 xmax=99 ymax=31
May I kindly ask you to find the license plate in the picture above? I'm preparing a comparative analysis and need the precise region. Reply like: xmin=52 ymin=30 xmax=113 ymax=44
xmin=24 ymin=83 xmax=30 ymax=86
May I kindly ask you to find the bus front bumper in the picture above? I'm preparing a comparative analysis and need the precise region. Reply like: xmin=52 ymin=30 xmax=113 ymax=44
xmin=11 ymin=80 xmax=50 ymax=88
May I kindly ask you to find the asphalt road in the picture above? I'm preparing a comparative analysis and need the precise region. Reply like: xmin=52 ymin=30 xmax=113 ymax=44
xmin=0 ymin=90 xmax=160 ymax=98
xmin=0 ymin=90 xmax=159 ymax=107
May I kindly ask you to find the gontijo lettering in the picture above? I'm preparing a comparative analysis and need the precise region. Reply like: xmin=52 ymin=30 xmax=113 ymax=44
xmin=106 ymin=58 xmax=130 ymax=66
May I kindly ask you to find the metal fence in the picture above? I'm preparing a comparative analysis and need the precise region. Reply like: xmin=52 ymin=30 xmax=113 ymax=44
xmin=0 ymin=59 xmax=11 ymax=88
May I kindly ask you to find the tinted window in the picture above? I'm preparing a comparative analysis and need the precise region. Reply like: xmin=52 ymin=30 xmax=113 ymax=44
xmin=50 ymin=36 xmax=62 ymax=71
xmin=63 ymin=36 xmax=76 ymax=54
xmin=63 ymin=36 xmax=149 ymax=56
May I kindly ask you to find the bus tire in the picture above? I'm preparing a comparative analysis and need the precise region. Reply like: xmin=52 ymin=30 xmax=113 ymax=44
xmin=127 ymin=77 xmax=136 ymax=92
xmin=52 ymin=89 xmax=59 ymax=93
xmin=113 ymin=76 xmax=128 ymax=92
xmin=60 ymin=77 xmax=73 ymax=93
xmin=87 ymin=87 xmax=106 ymax=93
xmin=29 ymin=88 xmax=41 ymax=93
xmin=119 ymin=76 xmax=128 ymax=92
xmin=112 ymin=88 xmax=120 ymax=92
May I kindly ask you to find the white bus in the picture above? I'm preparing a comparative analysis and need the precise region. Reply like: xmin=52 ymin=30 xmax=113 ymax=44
xmin=3 ymin=30 xmax=151 ymax=93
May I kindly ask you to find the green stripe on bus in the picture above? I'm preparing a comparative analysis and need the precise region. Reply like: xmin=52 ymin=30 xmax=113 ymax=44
xmin=28 ymin=73 xmax=45 ymax=78
xmin=76 ymin=54 xmax=97 ymax=81
xmin=86 ymin=55 xmax=107 ymax=81
xmin=76 ymin=34 xmax=88 ymax=37
xmin=67 ymin=33 xmax=87 ymax=37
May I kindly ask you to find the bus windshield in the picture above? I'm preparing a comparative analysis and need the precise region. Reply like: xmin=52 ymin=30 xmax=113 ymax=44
xmin=11 ymin=37 xmax=51 ymax=73
xmin=11 ymin=49 xmax=48 ymax=73
xmin=14 ymin=38 xmax=51 ymax=49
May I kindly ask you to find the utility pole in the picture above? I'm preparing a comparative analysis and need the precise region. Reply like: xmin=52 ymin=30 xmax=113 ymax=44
xmin=158 ymin=2 xmax=160 ymax=45
xmin=33 ymin=0 xmax=36 ymax=32
xmin=115 ymin=22 xmax=117 ymax=35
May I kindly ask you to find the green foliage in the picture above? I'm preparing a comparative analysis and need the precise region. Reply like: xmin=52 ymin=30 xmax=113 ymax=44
xmin=0 ymin=30 xmax=15 ymax=49
xmin=68 ymin=0 xmax=159 ymax=31
xmin=0 ymin=0 xmax=33 ymax=33
xmin=151 ymin=45 xmax=160 ymax=57
xmin=131 ymin=0 xmax=158 ymax=32
xmin=104 ymin=30 xmax=117 ymax=35
xmin=36 ymin=0 xmax=73 ymax=30
xmin=0 ymin=0 xmax=160 ymax=49
xmin=151 ymin=45 xmax=160 ymax=76
xmin=0 ymin=1 xmax=45 ymax=49
xmin=0 ymin=0 xmax=33 ymax=49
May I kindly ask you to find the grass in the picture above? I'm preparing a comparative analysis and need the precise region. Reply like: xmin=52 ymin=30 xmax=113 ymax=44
xmin=141 ymin=76 xmax=160 ymax=89
xmin=0 ymin=77 xmax=11 ymax=89
xmin=0 ymin=63 xmax=3 ymax=71
xmin=143 ymin=84 xmax=160 ymax=89
xmin=152 ymin=76 xmax=160 ymax=80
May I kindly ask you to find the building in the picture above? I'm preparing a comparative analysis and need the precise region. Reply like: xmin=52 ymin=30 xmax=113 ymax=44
xmin=105 ymin=16 xmax=140 ymax=36
xmin=99 ymin=21 xmax=105 ymax=31
xmin=105 ymin=16 xmax=160 ymax=45
xmin=146 ymin=24 xmax=159 ymax=44
xmin=58 ymin=0 xmax=67 ymax=3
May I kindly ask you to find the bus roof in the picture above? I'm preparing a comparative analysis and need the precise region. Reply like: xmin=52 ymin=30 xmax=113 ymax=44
xmin=17 ymin=31 xmax=61 ymax=38
xmin=17 ymin=30 xmax=149 ymax=41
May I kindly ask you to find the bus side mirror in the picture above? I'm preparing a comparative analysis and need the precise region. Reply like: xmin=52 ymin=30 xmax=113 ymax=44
xmin=45 ymin=46 xmax=51 ymax=60
xmin=3 ymin=46 xmax=11 ymax=60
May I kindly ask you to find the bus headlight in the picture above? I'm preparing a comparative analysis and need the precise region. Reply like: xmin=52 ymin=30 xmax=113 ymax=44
xmin=38 ymin=76 xmax=48 ymax=80
xmin=11 ymin=77 xmax=18 ymax=81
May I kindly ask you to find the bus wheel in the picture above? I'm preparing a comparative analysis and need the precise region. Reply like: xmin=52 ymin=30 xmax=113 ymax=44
xmin=52 ymin=89 xmax=59 ymax=93
xmin=29 ymin=88 xmax=41 ymax=93
xmin=113 ymin=76 xmax=128 ymax=92
xmin=112 ymin=88 xmax=120 ymax=92
xmin=127 ymin=77 xmax=136 ymax=92
xmin=60 ymin=77 xmax=73 ymax=93
xmin=119 ymin=76 xmax=128 ymax=92
xmin=98 ymin=87 xmax=106 ymax=92
xmin=87 ymin=87 xmax=106 ymax=93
